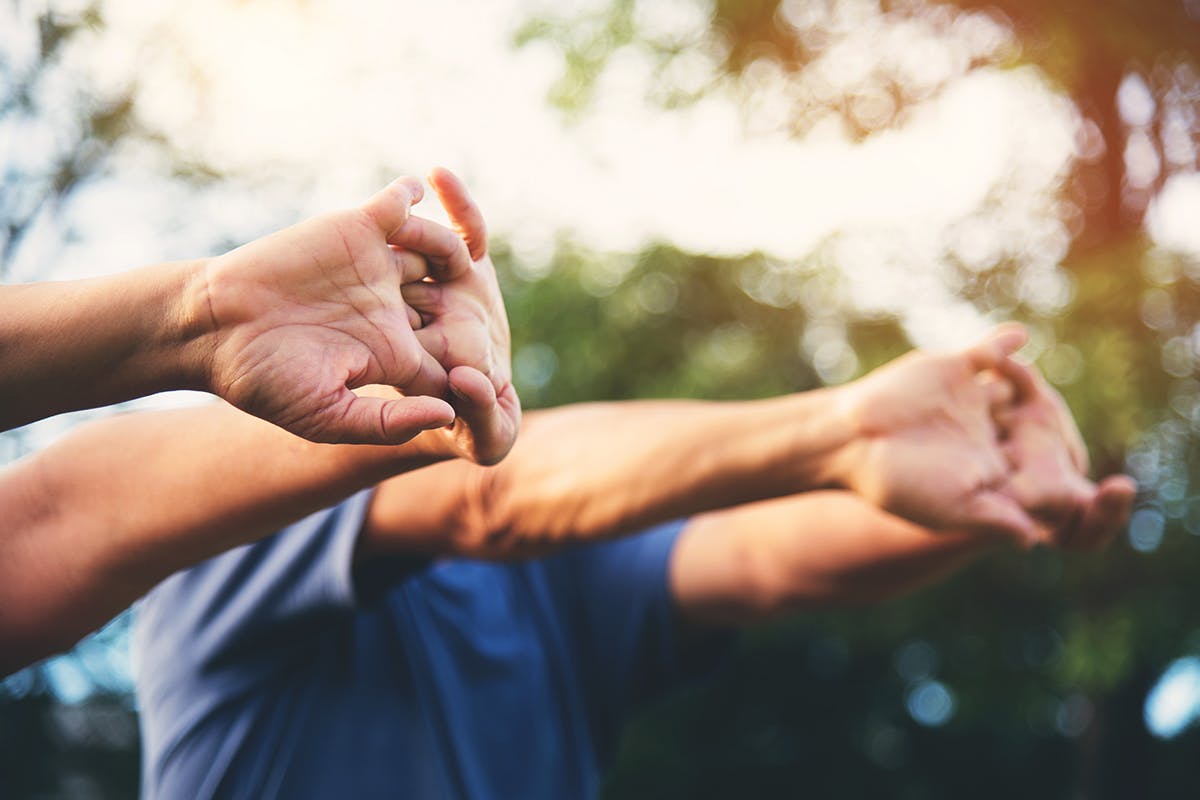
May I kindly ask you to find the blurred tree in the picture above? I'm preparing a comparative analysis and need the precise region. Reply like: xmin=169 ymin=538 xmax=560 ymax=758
xmin=517 ymin=2 xmax=1200 ymax=798
xmin=1 ymin=6 xmax=180 ymax=797
xmin=519 ymin=0 xmax=1200 ymax=251
xmin=2 ymin=0 xmax=1200 ymax=798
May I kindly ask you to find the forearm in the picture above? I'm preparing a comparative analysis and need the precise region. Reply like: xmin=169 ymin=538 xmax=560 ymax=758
xmin=0 ymin=262 xmax=213 ymax=430
xmin=669 ymin=491 xmax=1004 ymax=627
xmin=364 ymin=392 xmax=857 ymax=559
xmin=0 ymin=402 xmax=446 ymax=672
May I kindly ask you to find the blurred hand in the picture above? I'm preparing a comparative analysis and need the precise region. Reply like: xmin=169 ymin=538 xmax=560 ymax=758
xmin=834 ymin=324 xmax=1041 ymax=545
xmin=990 ymin=360 xmax=1136 ymax=552
xmin=400 ymin=168 xmax=521 ymax=466
xmin=201 ymin=177 xmax=476 ymax=445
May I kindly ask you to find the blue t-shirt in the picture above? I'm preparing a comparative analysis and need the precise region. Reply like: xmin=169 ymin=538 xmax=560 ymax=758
xmin=134 ymin=491 xmax=707 ymax=799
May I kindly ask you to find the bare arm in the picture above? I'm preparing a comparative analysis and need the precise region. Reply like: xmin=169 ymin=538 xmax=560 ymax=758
xmin=0 ymin=262 xmax=215 ymax=428
xmin=668 ymin=483 xmax=1133 ymax=628
xmin=362 ymin=393 xmax=856 ymax=559
xmin=0 ymin=325 xmax=1110 ymax=671
xmin=0 ymin=171 xmax=518 ymax=674
xmin=363 ymin=325 xmax=1054 ymax=560
xmin=0 ymin=175 xmax=494 ymax=445
xmin=360 ymin=391 xmax=868 ymax=561
xmin=668 ymin=492 xmax=1000 ymax=627
xmin=0 ymin=389 xmax=499 ymax=674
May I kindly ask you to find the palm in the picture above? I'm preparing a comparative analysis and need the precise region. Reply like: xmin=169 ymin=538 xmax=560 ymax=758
xmin=396 ymin=167 xmax=521 ymax=465
xmin=843 ymin=347 xmax=1021 ymax=537
xmin=832 ymin=325 xmax=1048 ymax=543
xmin=404 ymin=252 xmax=512 ymax=392
xmin=207 ymin=208 xmax=443 ymax=442
xmin=995 ymin=365 xmax=1135 ymax=551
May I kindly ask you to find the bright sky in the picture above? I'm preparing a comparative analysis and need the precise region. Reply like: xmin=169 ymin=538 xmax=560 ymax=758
xmin=5 ymin=0 xmax=1199 ymax=406
xmin=15 ymin=0 xmax=1083 ymax=349
xmin=5 ymin=0 xmax=1200 ymax=707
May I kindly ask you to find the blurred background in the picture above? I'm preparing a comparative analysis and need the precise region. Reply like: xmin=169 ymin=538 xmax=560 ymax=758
xmin=2 ymin=0 xmax=1200 ymax=797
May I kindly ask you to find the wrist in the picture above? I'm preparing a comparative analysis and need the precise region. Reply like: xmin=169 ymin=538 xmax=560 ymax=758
xmin=166 ymin=258 xmax=220 ymax=392
xmin=824 ymin=381 xmax=886 ymax=502
xmin=107 ymin=259 xmax=218 ymax=394
xmin=717 ymin=389 xmax=862 ymax=502
xmin=792 ymin=384 xmax=867 ymax=492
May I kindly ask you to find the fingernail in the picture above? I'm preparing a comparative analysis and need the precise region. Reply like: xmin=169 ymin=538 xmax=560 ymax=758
xmin=422 ymin=414 xmax=454 ymax=431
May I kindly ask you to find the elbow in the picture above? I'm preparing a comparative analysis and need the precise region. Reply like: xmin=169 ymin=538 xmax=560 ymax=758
xmin=455 ymin=464 xmax=528 ymax=558
xmin=456 ymin=465 xmax=596 ymax=559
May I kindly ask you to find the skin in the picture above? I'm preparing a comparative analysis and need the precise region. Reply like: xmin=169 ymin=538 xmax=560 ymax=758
xmin=0 ymin=173 xmax=515 ymax=448
xmin=0 ymin=171 xmax=520 ymax=671
xmin=670 ymin=492 xmax=1007 ymax=626
xmin=0 ymin=319 xmax=1133 ymax=673
xmin=0 ymin=172 xmax=1133 ymax=673
xmin=668 ymin=487 xmax=1132 ymax=629
xmin=400 ymin=168 xmax=520 ymax=466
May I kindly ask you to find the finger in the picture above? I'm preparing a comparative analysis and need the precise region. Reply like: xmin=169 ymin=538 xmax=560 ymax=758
xmin=321 ymin=391 xmax=455 ymax=445
xmin=1074 ymin=475 xmax=1137 ymax=550
xmin=989 ymin=356 xmax=1040 ymax=404
xmin=1005 ymin=359 xmax=1090 ymax=473
xmin=348 ymin=335 xmax=450 ymax=399
xmin=1001 ymin=457 xmax=1096 ymax=525
xmin=429 ymin=166 xmax=488 ymax=261
xmin=964 ymin=323 xmax=1028 ymax=372
xmin=413 ymin=323 xmax=452 ymax=368
xmin=361 ymin=176 xmax=425 ymax=239
xmin=1041 ymin=378 xmax=1090 ymax=473
xmin=394 ymin=343 xmax=452 ymax=398
xmin=992 ymin=357 xmax=1090 ymax=473
xmin=978 ymin=372 xmax=1015 ymax=413
xmin=964 ymin=491 xmax=1041 ymax=549
xmin=448 ymin=367 xmax=508 ymax=465
xmin=448 ymin=366 xmax=520 ymax=465
xmin=390 ymin=246 xmax=434 ymax=284
xmin=977 ymin=443 xmax=1011 ymax=489
xmin=389 ymin=217 xmax=473 ymax=282
xmin=401 ymin=280 xmax=442 ymax=313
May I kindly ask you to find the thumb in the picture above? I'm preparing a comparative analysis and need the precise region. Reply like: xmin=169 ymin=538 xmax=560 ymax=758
xmin=964 ymin=323 xmax=1028 ymax=372
xmin=447 ymin=366 xmax=520 ymax=465
xmin=322 ymin=390 xmax=455 ymax=445
xmin=1070 ymin=474 xmax=1137 ymax=551
xmin=1005 ymin=468 xmax=1096 ymax=527
xmin=964 ymin=490 xmax=1041 ymax=549
xmin=361 ymin=176 xmax=425 ymax=239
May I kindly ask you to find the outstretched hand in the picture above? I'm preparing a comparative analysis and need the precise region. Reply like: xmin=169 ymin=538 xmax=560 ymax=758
xmin=836 ymin=321 xmax=1135 ymax=550
xmin=835 ymin=325 xmax=1043 ymax=544
xmin=200 ymin=177 xmax=479 ymax=446
xmin=990 ymin=359 xmax=1136 ymax=551
xmin=400 ymin=168 xmax=521 ymax=466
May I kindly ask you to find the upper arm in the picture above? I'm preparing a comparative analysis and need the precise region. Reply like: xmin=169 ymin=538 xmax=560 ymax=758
xmin=359 ymin=458 xmax=489 ymax=561
xmin=0 ymin=453 xmax=77 ymax=671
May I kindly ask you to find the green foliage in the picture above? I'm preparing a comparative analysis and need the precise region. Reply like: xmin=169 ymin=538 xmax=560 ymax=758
xmin=507 ymin=4 xmax=1200 ymax=790
xmin=487 ymin=214 xmax=1200 ymax=798
xmin=2 ymin=0 xmax=1200 ymax=797
xmin=513 ymin=0 xmax=641 ymax=116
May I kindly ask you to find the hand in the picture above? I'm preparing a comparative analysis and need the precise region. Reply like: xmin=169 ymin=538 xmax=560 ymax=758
xmin=400 ymin=168 xmax=521 ymax=465
xmin=991 ymin=360 xmax=1136 ymax=551
xmin=834 ymin=324 xmax=1041 ymax=544
xmin=199 ymin=177 xmax=474 ymax=445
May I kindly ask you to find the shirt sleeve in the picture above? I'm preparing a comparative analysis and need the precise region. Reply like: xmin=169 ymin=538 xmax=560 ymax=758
xmin=134 ymin=490 xmax=372 ymax=707
xmin=552 ymin=520 xmax=733 ymax=757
